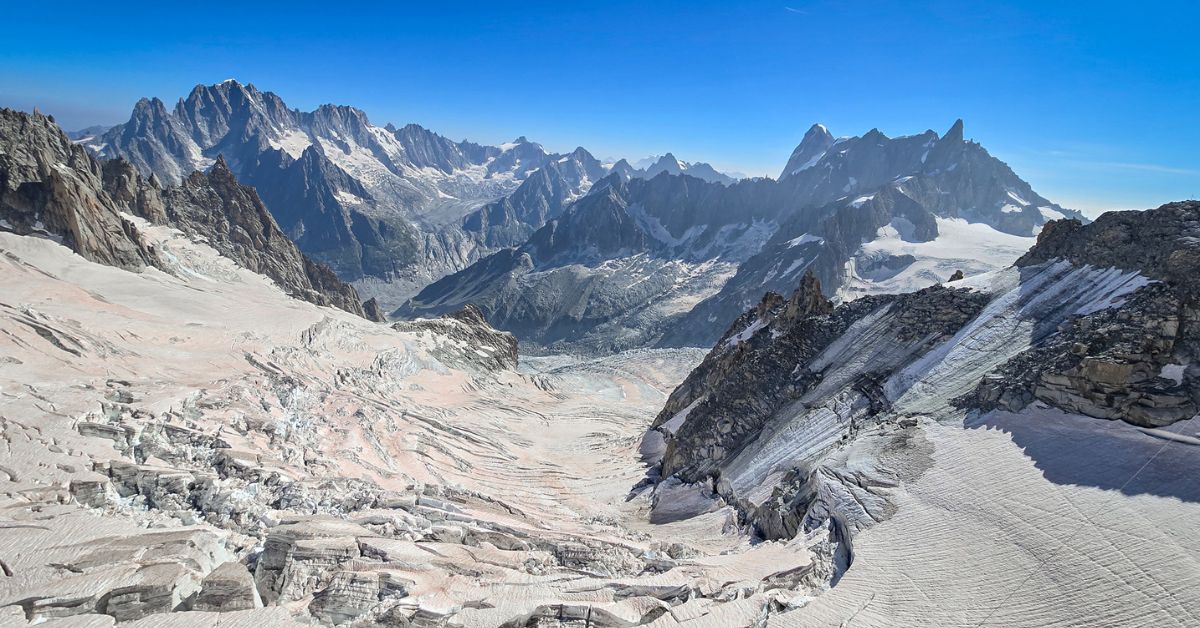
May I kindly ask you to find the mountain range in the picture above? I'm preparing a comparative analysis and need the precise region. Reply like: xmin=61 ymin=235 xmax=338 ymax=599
xmin=405 ymin=120 xmax=1086 ymax=351
xmin=88 ymin=80 xmax=741 ymax=309
xmin=69 ymin=81 xmax=1086 ymax=355
xmin=1 ymin=85 xmax=1197 ymax=628
xmin=0 ymin=108 xmax=377 ymax=319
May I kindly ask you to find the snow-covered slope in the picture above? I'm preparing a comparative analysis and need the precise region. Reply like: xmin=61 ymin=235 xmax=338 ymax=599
xmin=643 ymin=200 xmax=1200 ymax=625
xmin=0 ymin=217 xmax=840 ymax=626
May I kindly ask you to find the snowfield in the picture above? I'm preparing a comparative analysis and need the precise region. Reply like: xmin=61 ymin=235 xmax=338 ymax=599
xmin=838 ymin=217 xmax=1037 ymax=301
xmin=0 ymin=221 xmax=1195 ymax=626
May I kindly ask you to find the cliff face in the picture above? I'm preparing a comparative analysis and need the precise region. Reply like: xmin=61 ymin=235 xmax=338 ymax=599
xmin=160 ymin=156 xmax=375 ymax=319
xmin=0 ymin=109 xmax=380 ymax=321
xmin=0 ymin=108 xmax=157 ymax=271
xmin=963 ymin=201 xmax=1200 ymax=426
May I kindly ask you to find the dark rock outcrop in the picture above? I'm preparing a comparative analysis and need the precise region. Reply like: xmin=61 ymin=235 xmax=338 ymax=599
xmin=160 ymin=155 xmax=370 ymax=317
xmin=962 ymin=201 xmax=1200 ymax=426
xmin=1 ymin=109 xmax=376 ymax=319
xmin=653 ymin=272 xmax=988 ymax=484
xmin=648 ymin=200 xmax=1200 ymax=552
xmin=0 ymin=108 xmax=157 ymax=271
xmin=391 ymin=304 xmax=518 ymax=371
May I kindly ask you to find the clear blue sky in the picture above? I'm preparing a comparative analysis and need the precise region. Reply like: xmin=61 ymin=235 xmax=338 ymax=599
xmin=3 ymin=1 xmax=1196 ymax=215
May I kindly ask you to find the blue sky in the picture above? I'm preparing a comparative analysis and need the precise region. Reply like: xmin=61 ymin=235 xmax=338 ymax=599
xmin=3 ymin=1 xmax=1196 ymax=215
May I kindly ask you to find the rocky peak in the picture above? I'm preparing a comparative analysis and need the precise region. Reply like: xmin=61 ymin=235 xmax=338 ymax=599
xmin=0 ymin=108 xmax=156 ymax=271
xmin=1018 ymin=200 xmax=1200 ymax=293
xmin=164 ymin=158 xmax=375 ymax=318
xmin=784 ymin=271 xmax=833 ymax=322
xmin=646 ymin=153 xmax=684 ymax=177
xmin=209 ymin=153 xmax=234 ymax=177
xmin=392 ymin=304 xmax=518 ymax=371
xmin=779 ymin=123 xmax=836 ymax=179
xmin=943 ymin=118 xmax=965 ymax=144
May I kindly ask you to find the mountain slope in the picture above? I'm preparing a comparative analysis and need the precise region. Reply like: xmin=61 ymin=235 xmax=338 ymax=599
xmin=1 ymin=108 xmax=376 ymax=319
xmin=1 ymin=108 xmax=157 ymax=272
xmin=405 ymin=121 xmax=1082 ymax=351
xmin=646 ymin=199 xmax=1198 ymax=559
xmin=640 ymin=152 xmax=738 ymax=185
xmin=93 ymin=80 xmax=747 ymax=307
xmin=661 ymin=120 xmax=1080 ymax=347
xmin=399 ymin=173 xmax=782 ymax=352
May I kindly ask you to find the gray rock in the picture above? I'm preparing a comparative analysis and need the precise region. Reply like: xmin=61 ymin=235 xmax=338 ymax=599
xmin=192 ymin=561 xmax=262 ymax=612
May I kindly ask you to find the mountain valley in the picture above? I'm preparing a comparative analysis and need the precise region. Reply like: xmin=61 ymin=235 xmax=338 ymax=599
xmin=0 ymin=78 xmax=1196 ymax=628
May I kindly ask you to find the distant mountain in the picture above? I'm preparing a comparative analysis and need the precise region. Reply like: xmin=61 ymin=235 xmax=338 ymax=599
xmin=0 ymin=108 xmax=376 ymax=319
xmin=634 ymin=153 xmax=739 ymax=184
xmin=459 ymin=146 xmax=613 ymax=250
xmin=90 ymin=80 xmax=553 ymax=289
xmin=402 ymin=120 xmax=1085 ymax=351
xmin=662 ymin=120 xmax=1087 ymax=346
xmin=67 ymin=124 xmax=111 ymax=142
xmin=87 ymin=80 xmax=731 ymax=309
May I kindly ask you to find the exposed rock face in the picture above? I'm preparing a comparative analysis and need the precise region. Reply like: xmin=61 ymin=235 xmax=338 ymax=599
xmin=652 ymin=273 xmax=988 ymax=485
xmin=960 ymin=201 xmax=1200 ymax=426
xmin=663 ymin=120 xmax=1084 ymax=348
xmin=94 ymin=80 xmax=726 ymax=305
xmin=0 ymin=108 xmax=377 ymax=320
xmin=0 ymin=524 xmax=230 ymax=623
xmin=391 ymin=304 xmax=519 ymax=371
xmin=647 ymin=201 xmax=1199 ymax=562
xmin=460 ymin=147 xmax=612 ymax=250
xmin=160 ymin=155 xmax=371 ymax=317
xmin=236 ymin=143 xmax=421 ymax=281
xmin=403 ymin=121 xmax=1080 ymax=352
xmin=640 ymin=152 xmax=737 ymax=184
xmin=0 ymin=108 xmax=156 ymax=271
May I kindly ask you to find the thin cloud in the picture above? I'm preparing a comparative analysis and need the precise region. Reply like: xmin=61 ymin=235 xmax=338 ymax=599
xmin=1092 ymin=161 xmax=1199 ymax=176
xmin=1030 ymin=147 xmax=1198 ymax=177
xmin=784 ymin=6 xmax=808 ymax=14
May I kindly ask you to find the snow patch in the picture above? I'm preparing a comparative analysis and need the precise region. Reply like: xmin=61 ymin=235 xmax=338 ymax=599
xmin=662 ymin=396 xmax=705 ymax=435
xmin=725 ymin=317 xmax=768 ymax=349
xmin=1160 ymin=363 xmax=1186 ymax=385
xmin=786 ymin=233 xmax=824 ymax=248
xmin=268 ymin=129 xmax=312 ymax=160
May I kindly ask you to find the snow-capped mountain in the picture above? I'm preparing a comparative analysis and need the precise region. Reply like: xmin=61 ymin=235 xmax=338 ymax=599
xmin=87 ymin=80 xmax=738 ymax=308
xmin=0 ymin=108 xmax=376 ymax=319
xmin=459 ymin=146 xmax=613 ymax=250
xmin=91 ymin=80 xmax=562 ymax=285
xmin=635 ymin=153 xmax=739 ymax=184
xmin=405 ymin=120 xmax=1084 ymax=351
xmin=397 ymin=172 xmax=783 ymax=352
xmin=662 ymin=120 xmax=1088 ymax=347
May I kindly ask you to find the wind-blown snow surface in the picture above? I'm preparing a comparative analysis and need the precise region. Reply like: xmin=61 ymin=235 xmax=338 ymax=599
xmin=1 ymin=220 xmax=1196 ymax=625
xmin=654 ymin=260 xmax=1199 ymax=626
xmin=0 ymin=227 xmax=830 ymax=626
xmin=772 ymin=412 xmax=1200 ymax=627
